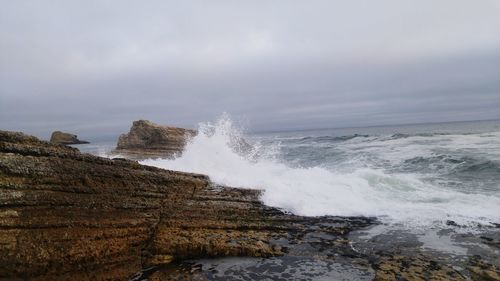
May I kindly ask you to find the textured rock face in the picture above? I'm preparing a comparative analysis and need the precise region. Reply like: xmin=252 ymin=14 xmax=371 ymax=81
xmin=50 ymin=131 xmax=89 ymax=145
xmin=2 ymin=130 xmax=498 ymax=280
xmin=115 ymin=120 xmax=196 ymax=159
xmin=0 ymin=130 xmax=208 ymax=280
xmin=1 ymin=130 xmax=359 ymax=280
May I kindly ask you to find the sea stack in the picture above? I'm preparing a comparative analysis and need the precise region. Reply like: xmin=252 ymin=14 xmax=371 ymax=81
xmin=50 ymin=131 xmax=89 ymax=145
xmin=115 ymin=120 xmax=196 ymax=159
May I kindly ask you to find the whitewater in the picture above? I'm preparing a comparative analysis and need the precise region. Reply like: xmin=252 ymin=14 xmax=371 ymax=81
xmin=141 ymin=116 xmax=500 ymax=229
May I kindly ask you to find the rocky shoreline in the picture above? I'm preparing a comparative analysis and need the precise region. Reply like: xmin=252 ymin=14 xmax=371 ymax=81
xmin=1 ymin=130 xmax=499 ymax=280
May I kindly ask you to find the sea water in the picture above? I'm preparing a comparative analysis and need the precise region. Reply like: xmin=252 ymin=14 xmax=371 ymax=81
xmin=77 ymin=116 xmax=500 ymax=277
xmin=79 ymin=116 xmax=500 ymax=230
xmin=141 ymin=116 xmax=500 ymax=230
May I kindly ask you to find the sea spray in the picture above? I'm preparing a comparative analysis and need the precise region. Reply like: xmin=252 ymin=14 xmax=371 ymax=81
xmin=141 ymin=115 xmax=500 ymax=229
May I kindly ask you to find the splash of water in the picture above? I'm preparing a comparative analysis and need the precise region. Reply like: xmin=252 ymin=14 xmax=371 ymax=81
xmin=141 ymin=115 xmax=500 ymax=228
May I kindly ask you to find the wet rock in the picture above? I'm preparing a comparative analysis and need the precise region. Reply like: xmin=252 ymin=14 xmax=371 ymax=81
xmin=0 ymin=130 xmax=206 ymax=280
xmin=373 ymin=254 xmax=466 ymax=281
xmin=3 ymin=129 xmax=496 ymax=280
xmin=1 ymin=130 xmax=280 ymax=279
xmin=115 ymin=120 xmax=196 ymax=159
xmin=49 ymin=130 xmax=89 ymax=145
xmin=0 ymin=130 xmax=372 ymax=280
xmin=468 ymin=255 xmax=500 ymax=281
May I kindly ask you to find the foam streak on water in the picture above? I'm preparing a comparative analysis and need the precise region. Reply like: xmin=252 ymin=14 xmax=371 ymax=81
xmin=141 ymin=116 xmax=500 ymax=229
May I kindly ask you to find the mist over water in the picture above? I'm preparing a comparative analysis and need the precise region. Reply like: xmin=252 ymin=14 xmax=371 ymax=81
xmin=141 ymin=116 xmax=500 ymax=229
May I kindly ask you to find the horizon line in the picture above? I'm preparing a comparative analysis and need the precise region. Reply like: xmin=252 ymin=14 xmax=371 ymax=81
xmin=250 ymin=117 xmax=500 ymax=135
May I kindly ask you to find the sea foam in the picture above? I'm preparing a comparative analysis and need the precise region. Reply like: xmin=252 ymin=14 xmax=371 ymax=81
xmin=141 ymin=115 xmax=500 ymax=229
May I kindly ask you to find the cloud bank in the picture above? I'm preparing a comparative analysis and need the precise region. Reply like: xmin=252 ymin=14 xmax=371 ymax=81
xmin=1 ymin=0 xmax=499 ymax=139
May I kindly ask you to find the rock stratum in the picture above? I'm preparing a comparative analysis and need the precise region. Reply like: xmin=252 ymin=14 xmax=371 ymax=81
xmin=0 ymin=130 xmax=370 ymax=280
xmin=49 ymin=131 xmax=89 ymax=145
xmin=115 ymin=120 xmax=196 ymax=159
xmin=1 ymin=130 xmax=499 ymax=280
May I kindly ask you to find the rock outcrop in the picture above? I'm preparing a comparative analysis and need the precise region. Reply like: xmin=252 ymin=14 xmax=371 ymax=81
xmin=1 ymin=130 xmax=497 ymax=280
xmin=0 ymin=130 xmax=205 ymax=280
xmin=50 ymin=131 xmax=89 ymax=145
xmin=0 ymin=130 xmax=371 ymax=280
xmin=115 ymin=120 xmax=196 ymax=159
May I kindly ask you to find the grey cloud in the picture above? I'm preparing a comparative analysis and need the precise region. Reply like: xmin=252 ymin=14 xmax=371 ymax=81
xmin=1 ymin=0 xmax=500 ymax=140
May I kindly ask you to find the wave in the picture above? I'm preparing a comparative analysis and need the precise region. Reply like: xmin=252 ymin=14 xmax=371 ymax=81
xmin=389 ymin=132 xmax=460 ymax=140
xmin=140 ymin=115 xmax=500 ymax=229
xmin=402 ymin=155 xmax=500 ymax=174
xmin=298 ymin=134 xmax=369 ymax=143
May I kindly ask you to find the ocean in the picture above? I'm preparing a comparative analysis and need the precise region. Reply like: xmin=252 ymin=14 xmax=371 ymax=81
xmin=80 ymin=117 xmax=500 ymax=230
xmin=137 ymin=117 xmax=500 ymax=230
xmin=77 ymin=117 xmax=500 ymax=278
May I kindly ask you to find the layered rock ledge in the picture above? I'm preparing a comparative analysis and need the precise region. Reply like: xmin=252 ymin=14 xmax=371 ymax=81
xmin=1 ymin=130 xmax=498 ymax=280
xmin=0 ymin=130 xmax=372 ymax=280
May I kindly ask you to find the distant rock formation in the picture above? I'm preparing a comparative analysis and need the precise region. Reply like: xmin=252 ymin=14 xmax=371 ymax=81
xmin=115 ymin=120 xmax=196 ymax=159
xmin=50 ymin=130 xmax=89 ymax=145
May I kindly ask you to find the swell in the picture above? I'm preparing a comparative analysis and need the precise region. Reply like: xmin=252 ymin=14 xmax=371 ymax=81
xmin=402 ymin=155 xmax=500 ymax=175
xmin=297 ymin=134 xmax=369 ymax=143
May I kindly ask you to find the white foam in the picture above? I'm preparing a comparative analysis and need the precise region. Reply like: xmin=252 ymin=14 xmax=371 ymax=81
xmin=141 ymin=115 xmax=500 ymax=229
xmin=337 ymin=131 xmax=500 ymax=165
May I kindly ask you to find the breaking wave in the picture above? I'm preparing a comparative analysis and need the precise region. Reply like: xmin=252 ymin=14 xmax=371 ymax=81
xmin=141 ymin=115 xmax=500 ymax=229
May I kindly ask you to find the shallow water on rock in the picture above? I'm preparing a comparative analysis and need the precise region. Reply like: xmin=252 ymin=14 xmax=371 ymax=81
xmin=133 ymin=221 xmax=500 ymax=280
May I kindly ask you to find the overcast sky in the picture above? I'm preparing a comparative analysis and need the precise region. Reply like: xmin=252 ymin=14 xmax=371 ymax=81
xmin=1 ymin=1 xmax=500 ymax=139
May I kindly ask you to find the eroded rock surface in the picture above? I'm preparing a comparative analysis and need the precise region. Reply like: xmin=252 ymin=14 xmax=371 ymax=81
xmin=2 ymin=130 xmax=499 ymax=280
xmin=115 ymin=120 xmax=196 ymax=159
xmin=50 ymin=131 xmax=89 ymax=145
xmin=0 ymin=130 xmax=371 ymax=280
xmin=0 ymin=130 xmax=208 ymax=280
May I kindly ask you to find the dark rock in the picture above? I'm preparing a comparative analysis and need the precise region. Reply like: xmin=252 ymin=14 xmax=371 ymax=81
xmin=50 ymin=130 xmax=89 ymax=145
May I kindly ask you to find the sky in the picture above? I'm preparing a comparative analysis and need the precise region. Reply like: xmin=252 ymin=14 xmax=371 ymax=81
xmin=1 ymin=0 xmax=500 ymax=139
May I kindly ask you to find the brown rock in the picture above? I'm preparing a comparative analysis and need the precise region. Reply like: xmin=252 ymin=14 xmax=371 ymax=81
xmin=115 ymin=120 xmax=196 ymax=159
xmin=3 ymin=129 xmax=488 ymax=280
xmin=1 ymin=130 xmax=345 ymax=280
xmin=468 ymin=255 xmax=500 ymax=281
xmin=50 ymin=131 xmax=89 ymax=145
xmin=373 ymin=255 xmax=466 ymax=281
xmin=0 ymin=130 xmax=207 ymax=280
